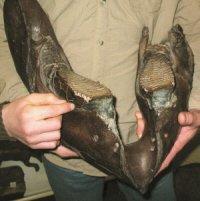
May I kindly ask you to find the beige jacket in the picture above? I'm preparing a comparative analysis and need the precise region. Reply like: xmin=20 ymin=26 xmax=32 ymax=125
xmin=0 ymin=0 xmax=200 ymax=176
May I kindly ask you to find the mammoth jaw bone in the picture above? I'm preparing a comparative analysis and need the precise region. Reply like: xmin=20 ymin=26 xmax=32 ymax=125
xmin=3 ymin=0 xmax=194 ymax=193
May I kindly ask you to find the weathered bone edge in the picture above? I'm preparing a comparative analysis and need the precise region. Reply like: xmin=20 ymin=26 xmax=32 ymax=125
xmin=3 ymin=0 xmax=194 ymax=193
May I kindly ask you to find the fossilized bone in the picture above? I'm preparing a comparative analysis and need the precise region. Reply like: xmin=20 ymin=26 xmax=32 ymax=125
xmin=3 ymin=0 xmax=194 ymax=193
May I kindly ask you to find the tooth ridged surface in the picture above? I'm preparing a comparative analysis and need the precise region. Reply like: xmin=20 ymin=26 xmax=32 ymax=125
xmin=139 ymin=46 xmax=175 ymax=92
xmin=59 ymin=68 xmax=112 ymax=100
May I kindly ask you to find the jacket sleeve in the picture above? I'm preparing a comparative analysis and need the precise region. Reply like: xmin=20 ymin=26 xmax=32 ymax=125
xmin=174 ymin=0 xmax=200 ymax=109
xmin=0 ymin=101 xmax=15 ymax=140
xmin=0 ymin=1 xmax=28 ymax=138
xmin=0 ymin=0 xmax=28 ymax=104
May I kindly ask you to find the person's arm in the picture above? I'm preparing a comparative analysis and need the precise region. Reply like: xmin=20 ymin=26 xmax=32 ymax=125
xmin=1 ymin=93 xmax=78 ymax=157
xmin=158 ymin=110 xmax=200 ymax=172
xmin=160 ymin=0 xmax=200 ymax=168
xmin=174 ymin=0 xmax=200 ymax=110
xmin=0 ymin=1 xmax=29 ymax=104
xmin=0 ymin=2 xmax=77 ymax=157
xmin=135 ymin=0 xmax=200 ymax=173
xmin=158 ymin=0 xmax=200 ymax=171
xmin=135 ymin=110 xmax=200 ymax=173
xmin=0 ymin=1 xmax=28 ymax=140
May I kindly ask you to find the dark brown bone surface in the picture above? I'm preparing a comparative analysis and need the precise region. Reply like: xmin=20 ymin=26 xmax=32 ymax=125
xmin=3 ymin=0 xmax=194 ymax=193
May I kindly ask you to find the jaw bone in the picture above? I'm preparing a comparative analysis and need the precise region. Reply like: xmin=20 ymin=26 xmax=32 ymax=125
xmin=4 ymin=0 xmax=194 ymax=193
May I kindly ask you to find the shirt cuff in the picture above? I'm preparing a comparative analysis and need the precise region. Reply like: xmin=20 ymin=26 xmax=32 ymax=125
xmin=0 ymin=102 xmax=16 ymax=141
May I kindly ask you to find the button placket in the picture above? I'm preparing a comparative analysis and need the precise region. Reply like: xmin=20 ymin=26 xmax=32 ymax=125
xmin=97 ymin=1 xmax=107 ymax=47
xmin=91 ymin=1 xmax=108 ymax=78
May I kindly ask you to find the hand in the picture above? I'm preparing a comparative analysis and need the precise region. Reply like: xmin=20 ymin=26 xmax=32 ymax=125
xmin=135 ymin=110 xmax=200 ymax=173
xmin=52 ymin=145 xmax=78 ymax=158
xmin=2 ymin=93 xmax=78 ymax=157
xmin=158 ymin=109 xmax=200 ymax=172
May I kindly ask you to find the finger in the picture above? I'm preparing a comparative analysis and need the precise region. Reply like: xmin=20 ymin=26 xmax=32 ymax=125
xmin=25 ymin=130 xmax=61 ymax=145
xmin=29 ymin=102 xmax=74 ymax=120
xmin=157 ymin=158 xmax=171 ymax=174
xmin=178 ymin=111 xmax=200 ymax=127
xmin=135 ymin=111 xmax=143 ymax=119
xmin=26 ymin=93 xmax=67 ymax=105
xmin=157 ymin=127 xmax=196 ymax=174
xmin=30 ymin=141 xmax=59 ymax=149
xmin=136 ymin=119 xmax=145 ymax=138
xmin=157 ymin=142 xmax=179 ymax=174
xmin=157 ymin=138 xmax=180 ymax=174
xmin=52 ymin=145 xmax=78 ymax=158
xmin=30 ymin=116 xmax=62 ymax=134
xmin=135 ymin=112 xmax=145 ymax=138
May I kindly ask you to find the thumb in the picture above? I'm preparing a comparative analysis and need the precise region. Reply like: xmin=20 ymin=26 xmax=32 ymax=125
xmin=52 ymin=145 xmax=78 ymax=158
xmin=135 ymin=111 xmax=145 ymax=138
xmin=178 ymin=110 xmax=200 ymax=127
